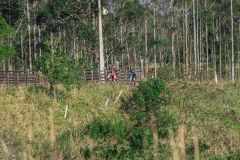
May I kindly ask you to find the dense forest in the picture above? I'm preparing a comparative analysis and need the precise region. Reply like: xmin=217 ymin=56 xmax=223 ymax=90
xmin=1 ymin=0 xmax=240 ymax=82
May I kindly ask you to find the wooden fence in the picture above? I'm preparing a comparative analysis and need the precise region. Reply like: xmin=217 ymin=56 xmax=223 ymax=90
xmin=84 ymin=67 xmax=143 ymax=83
xmin=0 ymin=71 xmax=47 ymax=88
xmin=0 ymin=67 xmax=143 ymax=87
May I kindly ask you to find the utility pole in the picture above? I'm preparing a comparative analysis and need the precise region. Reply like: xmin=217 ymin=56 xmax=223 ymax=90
xmin=98 ymin=0 xmax=104 ymax=80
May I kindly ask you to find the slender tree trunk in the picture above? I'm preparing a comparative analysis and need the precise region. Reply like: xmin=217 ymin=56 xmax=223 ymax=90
xmin=7 ymin=0 xmax=12 ymax=71
xmin=177 ymin=34 xmax=180 ymax=77
xmin=219 ymin=19 xmax=222 ymax=80
xmin=172 ymin=33 xmax=176 ymax=78
xmin=33 ymin=0 xmax=37 ymax=60
xmin=213 ymin=12 xmax=217 ymax=81
xmin=206 ymin=23 xmax=209 ymax=79
xmin=153 ymin=4 xmax=157 ymax=77
xmin=38 ymin=26 xmax=42 ymax=57
xmin=238 ymin=24 xmax=240 ymax=78
xmin=224 ymin=29 xmax=229 ymax=78
xmin=132 ymin=26 xmax=137 ymax=68
xmin=193 ymin=0 xmax=197 ymax=77
xmin=120 ymin=18 xmax=123 ymax=67
xmin=145 ymin=14 xmax=148 ymax=75
xmin=184 ymin=1 xmax=189 ymax=75
xmin=199 ymin=20 xmax=202 ymax=74
xmin=27 ymin=0 xmax=32 ymax=71
xmin=21 ymin=29 xmax=24 ymax=69
xmin=196 ymin=0 xmax=199 ymax=78
xmin=126 ymin=26 xmax=129 ymax=66
xmin=171 ymin=11 xmax=176 ymax=78
xmin=231 ymin=0 xmax=234 ymax=81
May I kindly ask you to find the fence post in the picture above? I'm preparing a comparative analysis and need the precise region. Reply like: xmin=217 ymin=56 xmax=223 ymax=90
xmin=16 ymin=73 xmax=19 ymax=86
xmin=34 ymin=75 xmax=37 ymax=86
xmin=7 ymin=72 xmax=9 ymax=89
xmin=140 ymin=59 xmax=144 ymax=79
xmin=26 ymin=71 xmax=28 ymax=86
xmin=83 ymin=70 xmax=86 ymax=82
xmin=91 ymin=70 xmax=93 ymax=81
xmin=105 ymin=69 xmax=107 ymax=81
xmin=98 ymin=69 xmax=100 ymax=81
xmin=115 ymin=61 xmax=119 ymax=70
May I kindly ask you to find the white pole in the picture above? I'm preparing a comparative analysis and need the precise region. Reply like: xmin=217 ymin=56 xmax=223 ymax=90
xmin=105 ymin=99 xmax=109 ymax=108
xmin=98 ymin=0 xmax=105 ymax=80
xmin=215 ymin=74 xmax=218 ymax=84
xmin=114 ymin=90 xmax=123 ymax=105
xmin=64 ymin=105 xmax=68 ymax=118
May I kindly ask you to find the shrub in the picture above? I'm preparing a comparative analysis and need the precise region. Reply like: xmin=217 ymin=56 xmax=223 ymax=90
xmin=84 ymin=119 xmax=126 ymax=141
xmin=121 ymin=78 xmax=170 ymax=116
xmin=128 ymin=126 xmax=148 ymax=150
xmin=157 ymin=109 xmax=176 ymax=138
xmin=134 ymin=78 xmax=170 ymax=110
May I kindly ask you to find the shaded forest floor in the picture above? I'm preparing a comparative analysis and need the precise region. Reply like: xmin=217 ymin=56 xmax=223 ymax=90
xmin=0 ymin=80 xmax=240 ymax=159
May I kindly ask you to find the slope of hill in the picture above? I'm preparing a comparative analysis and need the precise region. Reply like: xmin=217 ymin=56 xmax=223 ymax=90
xmin=0 ymin=81 xmax=240 ymax=159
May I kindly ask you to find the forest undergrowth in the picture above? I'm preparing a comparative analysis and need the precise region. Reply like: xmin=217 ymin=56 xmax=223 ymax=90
xmin=0 ymin=80 xmax=240 ymax=159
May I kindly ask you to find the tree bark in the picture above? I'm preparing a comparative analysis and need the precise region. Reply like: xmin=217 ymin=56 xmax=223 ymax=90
xmin=27 ymin=0 xmax=32 ymax=71
xmin=145 ymin=14 xmax=148 ymax=75
xmin=21 ymin=29 xmax=24 ymax=70
xmin=171 ymin=3 xmax=176 ymax=78
xmin=193 ymin=0 xmax=197 ymax=77
xmin=38 ymin=26 xmax=42 ymax=57
xmin=219 ymin=18 xmax=222 ymax=80
xmin=231 ymin=0 xmax=234 ymax=81
xmin=33 ymin=0 xmax=37 ymax=60
xmin=184 ymin=1 xmax=189 ymax=75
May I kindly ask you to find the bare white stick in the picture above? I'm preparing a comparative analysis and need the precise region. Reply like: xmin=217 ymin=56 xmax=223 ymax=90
xmin=64 ymin=105 xmax=68 ymax=118
xmin=114 ymin=90 xmax=123 ymax=105
xmin=215 ymin=74 xmax=218 ymax=83
xmin=105 ymin=99 xmax=109 ymax=108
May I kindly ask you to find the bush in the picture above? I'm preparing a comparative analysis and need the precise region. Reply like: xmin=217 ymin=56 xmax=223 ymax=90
xmin=121 ymin=78 xmax=170 ymax=115
xmin=84 ymin=119 xmax=126 ymax=141
xmin=128 ymin=126 xmax=148 ymax=150
xmin=157 ymin=109 xmax=176 ymax=138
xmin=134 ymin=78 xmax=170 ymax=109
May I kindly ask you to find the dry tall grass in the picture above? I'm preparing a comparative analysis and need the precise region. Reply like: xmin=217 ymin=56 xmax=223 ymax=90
xmin=0 ymin=83 xmax=131 ymax=159
xmin=0 ymin=80 xmax=240 ymax=159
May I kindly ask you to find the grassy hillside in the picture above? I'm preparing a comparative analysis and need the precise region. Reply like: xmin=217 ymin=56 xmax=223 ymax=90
xmin=167 ymin=81 xmax=240 ymax=159
xmin=0 ymin=80 xmax=240 ymax=159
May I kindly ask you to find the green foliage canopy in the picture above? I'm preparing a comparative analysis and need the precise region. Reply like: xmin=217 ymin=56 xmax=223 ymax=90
xmin=0 ymin=12 xmax=15 ymax=61
xmin=35 ymin=38 xmax=82 ymax=90
xmin=133 ymin=78 xmax=171 ymax=110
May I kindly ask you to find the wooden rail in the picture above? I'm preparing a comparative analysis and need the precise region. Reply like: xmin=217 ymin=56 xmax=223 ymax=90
xmin=84 ymin=67 xmax=143 ymax=83
xmin=0 ymin=71 xmax=48 ymax=88
xmin=0 ymin=67 xmax=143 ymax=88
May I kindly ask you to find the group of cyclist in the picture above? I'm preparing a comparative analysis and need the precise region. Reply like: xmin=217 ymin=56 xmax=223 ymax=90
xmin=107 ymin=66 xmax=137 ymax=84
